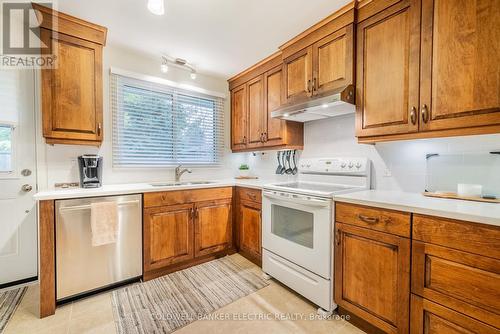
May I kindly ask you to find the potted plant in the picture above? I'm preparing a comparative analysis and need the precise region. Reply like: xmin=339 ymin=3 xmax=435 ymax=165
xmin=238 ymin=164 xmax=250 ymax=177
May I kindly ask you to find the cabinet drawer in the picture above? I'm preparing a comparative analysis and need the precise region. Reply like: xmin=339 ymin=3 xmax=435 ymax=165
xmin=144 ymin=187 xmax=232 ymax=208
xmin=413 ymin=214 xmax=500 ymax=259
xmin=236 ymin=187 xmax=262 ymax=203
xmin=335 ymin=202 xmax=411 ymax=237
xmin=412 ymin=241 xmax=500 ymax=328
xmin=410 ymin=294 xmax=499 ymax=334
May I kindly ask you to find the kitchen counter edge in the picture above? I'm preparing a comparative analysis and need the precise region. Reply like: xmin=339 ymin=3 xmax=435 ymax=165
xmin=334 ymin=190 xmax=500 ymax=227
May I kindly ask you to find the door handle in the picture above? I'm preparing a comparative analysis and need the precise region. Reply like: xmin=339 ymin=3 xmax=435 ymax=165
xmin=410 ymin=106 xmax=417 ymax=125
xmin=21 ymin=184 xmax=33 ymax=192
xmin=358 ymin=214 xmax=379 ymax=224
xmin=421 ymin=104 xmax=429 ymax=123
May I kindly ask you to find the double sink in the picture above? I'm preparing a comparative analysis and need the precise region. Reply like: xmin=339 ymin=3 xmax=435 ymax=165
xmin=149 ymin=181 xmax=216 ymax=187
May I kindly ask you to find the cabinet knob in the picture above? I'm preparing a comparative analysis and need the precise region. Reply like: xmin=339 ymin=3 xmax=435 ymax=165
xmin=421 ymin=104 xmax=429 ymax=124
xmin=410 ymin=107 xmax=417 ymax=125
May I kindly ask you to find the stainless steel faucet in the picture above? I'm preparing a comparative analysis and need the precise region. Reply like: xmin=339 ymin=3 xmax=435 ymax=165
xmin=175 ymin=165 xmax=192 ymax=182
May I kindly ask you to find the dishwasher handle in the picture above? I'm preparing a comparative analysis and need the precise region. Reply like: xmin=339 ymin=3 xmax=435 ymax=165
xmin=58 ymin=199 xmax=140 ymax=214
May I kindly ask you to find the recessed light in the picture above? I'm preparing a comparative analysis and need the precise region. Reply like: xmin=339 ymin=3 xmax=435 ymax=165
xmin=148 ymin=0 xmax=165 ymax=15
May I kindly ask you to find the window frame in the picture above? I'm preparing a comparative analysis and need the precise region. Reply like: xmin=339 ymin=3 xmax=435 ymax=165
xmin=110 ymin=69 xmax=225 ymax=169
xmin=0 ymin=123 xmax=17 ymax=178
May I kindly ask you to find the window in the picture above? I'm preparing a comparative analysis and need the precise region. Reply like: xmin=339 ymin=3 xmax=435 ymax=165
xmin=0 ymin=125 xmax=13 ymax=172
xmin=110 ymin=72 xmax=224 ymax=167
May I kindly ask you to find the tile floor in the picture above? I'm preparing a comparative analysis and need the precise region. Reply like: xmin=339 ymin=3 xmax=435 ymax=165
xmin=4 ymin=255 xmax=365 ymax=334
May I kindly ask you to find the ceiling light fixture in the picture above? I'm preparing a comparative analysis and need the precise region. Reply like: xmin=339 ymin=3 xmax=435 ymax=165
xmin=147 ymin=0 xmax=165 ymax=15
xmin=160 ymin=55 xmax=197 ymax=80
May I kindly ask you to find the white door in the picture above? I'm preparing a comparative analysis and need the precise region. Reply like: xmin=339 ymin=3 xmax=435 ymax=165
xmin=0 ymin=69 xmax=37 ymax=287
xmin=262 ymin=190 xmax=332 ymax=278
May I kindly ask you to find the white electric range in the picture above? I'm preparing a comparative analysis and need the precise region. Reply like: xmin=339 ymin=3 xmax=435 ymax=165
xmin=262 ymin=157 xmax=371 ymax=314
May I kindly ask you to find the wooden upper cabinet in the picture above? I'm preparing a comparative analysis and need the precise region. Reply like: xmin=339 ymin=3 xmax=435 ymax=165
xmin=282 ymin=46 xmax=313 ymax=104
xmin=356 ymin=0 xmax=421 ymax=138
xmin=247 ymin=75 xmax=265 ymax=147
xmin=312 ymin=24 xmax=354 ymax=97
xmin=419 ymin=0 xmax=500 ymax=131
xmin=194 ymin=199 xmax=232 ymax=258
xmin=231 ymin=84 xmax=248 ymax=150
xmin=335 ymin=221 xmax=410 ymax=334
xmin=143 ymin=204 xmax=194 ymax=272
xmin=264 ymin=66 xmax=285 ymax=147
xmin=35 ymin=4 xmax=107 ymax=146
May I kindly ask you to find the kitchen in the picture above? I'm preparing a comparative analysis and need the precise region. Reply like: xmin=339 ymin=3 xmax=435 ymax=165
xmin=0 ymin=0 xmax=499 ymax=333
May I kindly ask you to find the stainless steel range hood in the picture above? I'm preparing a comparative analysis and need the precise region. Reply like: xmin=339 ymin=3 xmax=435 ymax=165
xmin=271 ymin=84 xmax=355 ymax=122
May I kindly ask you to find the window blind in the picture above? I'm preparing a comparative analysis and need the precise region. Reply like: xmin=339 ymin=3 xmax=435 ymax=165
xmin=110 ymin=73 xmax=225 ymax=167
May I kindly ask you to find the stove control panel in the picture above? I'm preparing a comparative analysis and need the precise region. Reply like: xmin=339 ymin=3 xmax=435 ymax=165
xmin=299 ymin=157 xmax=370 ymax=175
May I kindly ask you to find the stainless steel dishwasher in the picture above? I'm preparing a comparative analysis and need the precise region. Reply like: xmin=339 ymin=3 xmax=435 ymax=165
xmin=55 ymin=194 xmax=142 ymax=301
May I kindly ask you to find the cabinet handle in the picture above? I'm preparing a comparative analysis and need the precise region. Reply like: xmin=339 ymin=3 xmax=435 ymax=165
xmin=410 ymin=107 xmax=417 ymax=125
xmin=191 ymin=208 xmax=195 ymax=220
xmin=260 ymin=133 xmax=264 ymax=143
xmin=313 ymin=78 xmax=317 ymax=92
xmin=195 ymin=208 xmax=199 ymax=219
xmin=307 ymin=80 xmax=312 ymax=93
xmin=97 ymin=123 xmax=102 ymax=136
xmin=358 ymin=214 xmax=379 ymax=224
xmin=421 ymin=104 xmax=429 ymax=123
xmin=335 ymin=230 xmax=341 ymax=246
xmin=263 ymin=132 xmax=267 ymax=142
xmin=242 ymin=136 xmax=247 ymax=144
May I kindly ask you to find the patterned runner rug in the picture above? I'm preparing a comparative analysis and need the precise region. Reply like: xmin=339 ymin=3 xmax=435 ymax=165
xmin=0 ymin=287 xmax=27 ymax=333
xmin=111 ymin=256 xmax=269 ymax=334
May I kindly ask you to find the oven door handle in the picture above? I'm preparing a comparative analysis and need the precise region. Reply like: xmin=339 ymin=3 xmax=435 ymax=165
xmin=263 ymin=191 xmax=331 ymax=207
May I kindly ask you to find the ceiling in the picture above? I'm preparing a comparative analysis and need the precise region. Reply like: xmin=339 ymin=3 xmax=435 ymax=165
xmin=54 ymin=0 xmax=351 ymax=79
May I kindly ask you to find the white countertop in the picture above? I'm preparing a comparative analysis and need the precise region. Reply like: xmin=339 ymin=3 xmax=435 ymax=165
xmin=334 ymin=190 xmax=500 ymax=227
xmin=33 ymin=178 xmax=269 ymax=201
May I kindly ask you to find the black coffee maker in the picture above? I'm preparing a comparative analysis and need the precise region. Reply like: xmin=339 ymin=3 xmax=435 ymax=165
xmin=78 ymin=155 xmax=103 ymax=188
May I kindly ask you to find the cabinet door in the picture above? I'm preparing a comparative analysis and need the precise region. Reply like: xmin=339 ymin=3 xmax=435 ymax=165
xmin=312 ymin=25 xmax=354 ymax=97
xmin=282 ymin=46 xmax=313 ymax=104
xmin=194 ymin=199 xmax=232 ymax=257
xmin=238 ymin=199 xmax=262 ymax=265
xmin=41 ymin=29 xmax=103 ymax=143
xmin=410 ymin=295 xmax=499 ymax=334
xmin=231 ymin=84 xmax=247 ymax=150
xmin=355 ymin=0 xmax=421 ymax=138
xmin=263 ymin=66 xmax=284 ymax=147
xmin=412 ymin=241 xmax=500 ymax=328
xmin=143 ymin=204 xmax=194 ymax=272
xmin=335 ymin=223 xmax=410 ymax=334
xmin=419 ymin=0 xmax=500 ymax=131
xmin=247 ymin=75 xmax=265 ymax=148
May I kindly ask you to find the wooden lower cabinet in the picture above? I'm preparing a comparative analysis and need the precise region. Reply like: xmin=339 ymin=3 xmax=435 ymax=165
xmin=410 ymin=295 xmax=499 ymax=334
xmin=235 ymin=187 xmax=262 ymax=266
xmin=143 ymin=204 xmax=194 ymax=272
xmin=194 ymin=199 xmax=232 ymax=257
xmin=143 ymin=188 xmax=233 ymax=280
xmin=335 ymin=222 xmax=410 ymax=334
xmin=238 ymin=200 xmax=262 ymax=265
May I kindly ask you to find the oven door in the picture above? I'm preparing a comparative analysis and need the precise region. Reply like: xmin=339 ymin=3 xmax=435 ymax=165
xmin=262 ymin=190 xmax=332 ymax=278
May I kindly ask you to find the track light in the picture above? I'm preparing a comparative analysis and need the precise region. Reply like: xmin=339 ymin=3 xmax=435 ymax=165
xmin=160 ymin=54 xmax=197 ymax=79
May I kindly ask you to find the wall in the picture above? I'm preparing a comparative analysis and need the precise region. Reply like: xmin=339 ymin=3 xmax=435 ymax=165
xmin=243 ymin=114 xmax=500 ymax=192
xmin=37 ymin=45 xmax=500 ymax=193
xmin=37 ymin=44 xmax=239 ymax=190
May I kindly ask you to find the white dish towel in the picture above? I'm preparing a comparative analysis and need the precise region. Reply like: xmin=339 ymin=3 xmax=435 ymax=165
xmin=90 ymin=201 xmax=118 ymax=247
